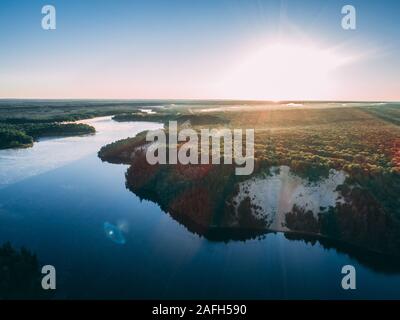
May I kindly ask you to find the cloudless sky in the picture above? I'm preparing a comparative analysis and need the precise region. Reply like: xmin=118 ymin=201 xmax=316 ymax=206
xmin=0 ymin=0 xmax=399 ymax=100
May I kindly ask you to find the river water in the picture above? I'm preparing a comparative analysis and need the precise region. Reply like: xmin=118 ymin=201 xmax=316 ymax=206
xmin=0 ymin=116 xmax=399 ymax=299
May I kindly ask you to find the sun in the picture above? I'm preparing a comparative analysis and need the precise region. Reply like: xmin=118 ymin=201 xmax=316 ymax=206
xmin=219 ymin=41 xmax=351 ymax=101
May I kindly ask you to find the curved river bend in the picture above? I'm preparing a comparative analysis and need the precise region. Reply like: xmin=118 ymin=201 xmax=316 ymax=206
xmin=0 ymin=117 xmax=399 ymax=299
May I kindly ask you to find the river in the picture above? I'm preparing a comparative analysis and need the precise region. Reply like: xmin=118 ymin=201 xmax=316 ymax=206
xmin=0 ymin=116 xmax=399 ymax=299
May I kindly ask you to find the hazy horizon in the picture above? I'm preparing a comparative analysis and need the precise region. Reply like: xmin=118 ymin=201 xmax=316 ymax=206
xmin=0 ymin=98 xmax=399 ymax=103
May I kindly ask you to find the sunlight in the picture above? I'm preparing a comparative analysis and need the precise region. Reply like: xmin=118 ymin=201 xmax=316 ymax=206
xmin=220 ymin=41 xmax=353 ymax=101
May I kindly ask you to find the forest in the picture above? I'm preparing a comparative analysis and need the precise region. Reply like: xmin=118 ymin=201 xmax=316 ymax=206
xmin=0 ymin=122 xmax=95 ymax=149
xmin=0 ymin=100 xmax=229 ymax=149
xmin=2 ymin=100 xmax=400 ymax=257
xmin=0 ymin=242 xmax=50 ymax=299
xmin=99 ymin=103 xmax=400 ymax=258
xmin=0 ymin=100 xmax=158 ymax=149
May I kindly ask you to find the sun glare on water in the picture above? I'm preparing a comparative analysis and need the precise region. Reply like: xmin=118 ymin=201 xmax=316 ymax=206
xmin=220 ymin=42 xmax=353 ymax=101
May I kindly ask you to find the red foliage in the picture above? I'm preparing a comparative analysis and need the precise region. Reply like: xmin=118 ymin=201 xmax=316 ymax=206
xmin=169 ymin=187 xmax=213 ymax=228
xmin=130 ymin=150 xmax=160 ymax=188
xmin=176 ymin=163 xmax=213 ymax=180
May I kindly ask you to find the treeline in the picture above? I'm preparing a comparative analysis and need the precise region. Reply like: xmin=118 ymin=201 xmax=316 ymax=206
xmin=1 ymin=109 xmax=130 ymax=124
xmin=0 ymin=122 xmax=95 ymax=149
xmin=98 ymin=131 xmax=149 ymax=164
xmin=0 ymin=102 xmax=166 ymax=124
xmin=113 ymin=112 xmax=175 ymax=123
xmin=113 ymin=112 xmax=229 ymax=126
xmin=21 ymin=123 xmax=95 ymax=138
xmin=0 ymin=242 xmax=51 ymax=299
xmin=0 ymin=127 xmax=33 ymax=148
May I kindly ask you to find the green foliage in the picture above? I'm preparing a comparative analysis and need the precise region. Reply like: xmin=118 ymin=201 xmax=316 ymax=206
xmin=0 ymin=122 xmax=95 ymax=149
xmin=3 ymin=101 xmax=400 ymax=255
xmin=0 ymin=126 xmax=33 ymax=148
xmin=98 ymin=131 xmax=148 ymax=163
xmin=0 ymin=242 xmax=49 ymax=299
xmin=99 ymin=103 xmax=400 ymax=255
xmin=21 ymin=123 xmax=95 ymax=138
xmin=112 ymin=111 xmax=228 ymax=126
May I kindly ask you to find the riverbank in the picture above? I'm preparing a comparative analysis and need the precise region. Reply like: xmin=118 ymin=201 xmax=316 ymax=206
xmin=0 ymin=100 xmax=165 ymax=150
xmin=2 ymin=103 xmax=400 ymax=298
xmin=0 ymin=116 xmax=163 ymax=188
xmin=0 ymin=122 xmax=96 ymax=149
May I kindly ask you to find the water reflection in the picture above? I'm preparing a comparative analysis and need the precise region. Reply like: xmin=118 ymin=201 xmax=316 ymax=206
xmin=118 ymin=154 xmax=400 ymax=273
xmin=1 ymin=117 xmax=400 ymax=298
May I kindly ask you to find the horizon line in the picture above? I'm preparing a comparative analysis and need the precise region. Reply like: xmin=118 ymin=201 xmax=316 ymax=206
xmin=0 ymin=98 xmax=399 ymax=103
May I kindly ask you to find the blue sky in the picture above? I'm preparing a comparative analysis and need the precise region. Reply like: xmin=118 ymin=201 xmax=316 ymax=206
xmin=0 ymin=0 xmax=399 ymax=100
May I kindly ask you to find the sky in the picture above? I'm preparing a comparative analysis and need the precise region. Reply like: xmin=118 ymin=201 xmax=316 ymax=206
xmin=0 ymin=0 xmax=399 ymax=101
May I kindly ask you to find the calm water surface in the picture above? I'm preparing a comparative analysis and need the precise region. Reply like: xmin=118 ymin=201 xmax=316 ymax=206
xmin=0 ymin=117 xmax=399 ymax=299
